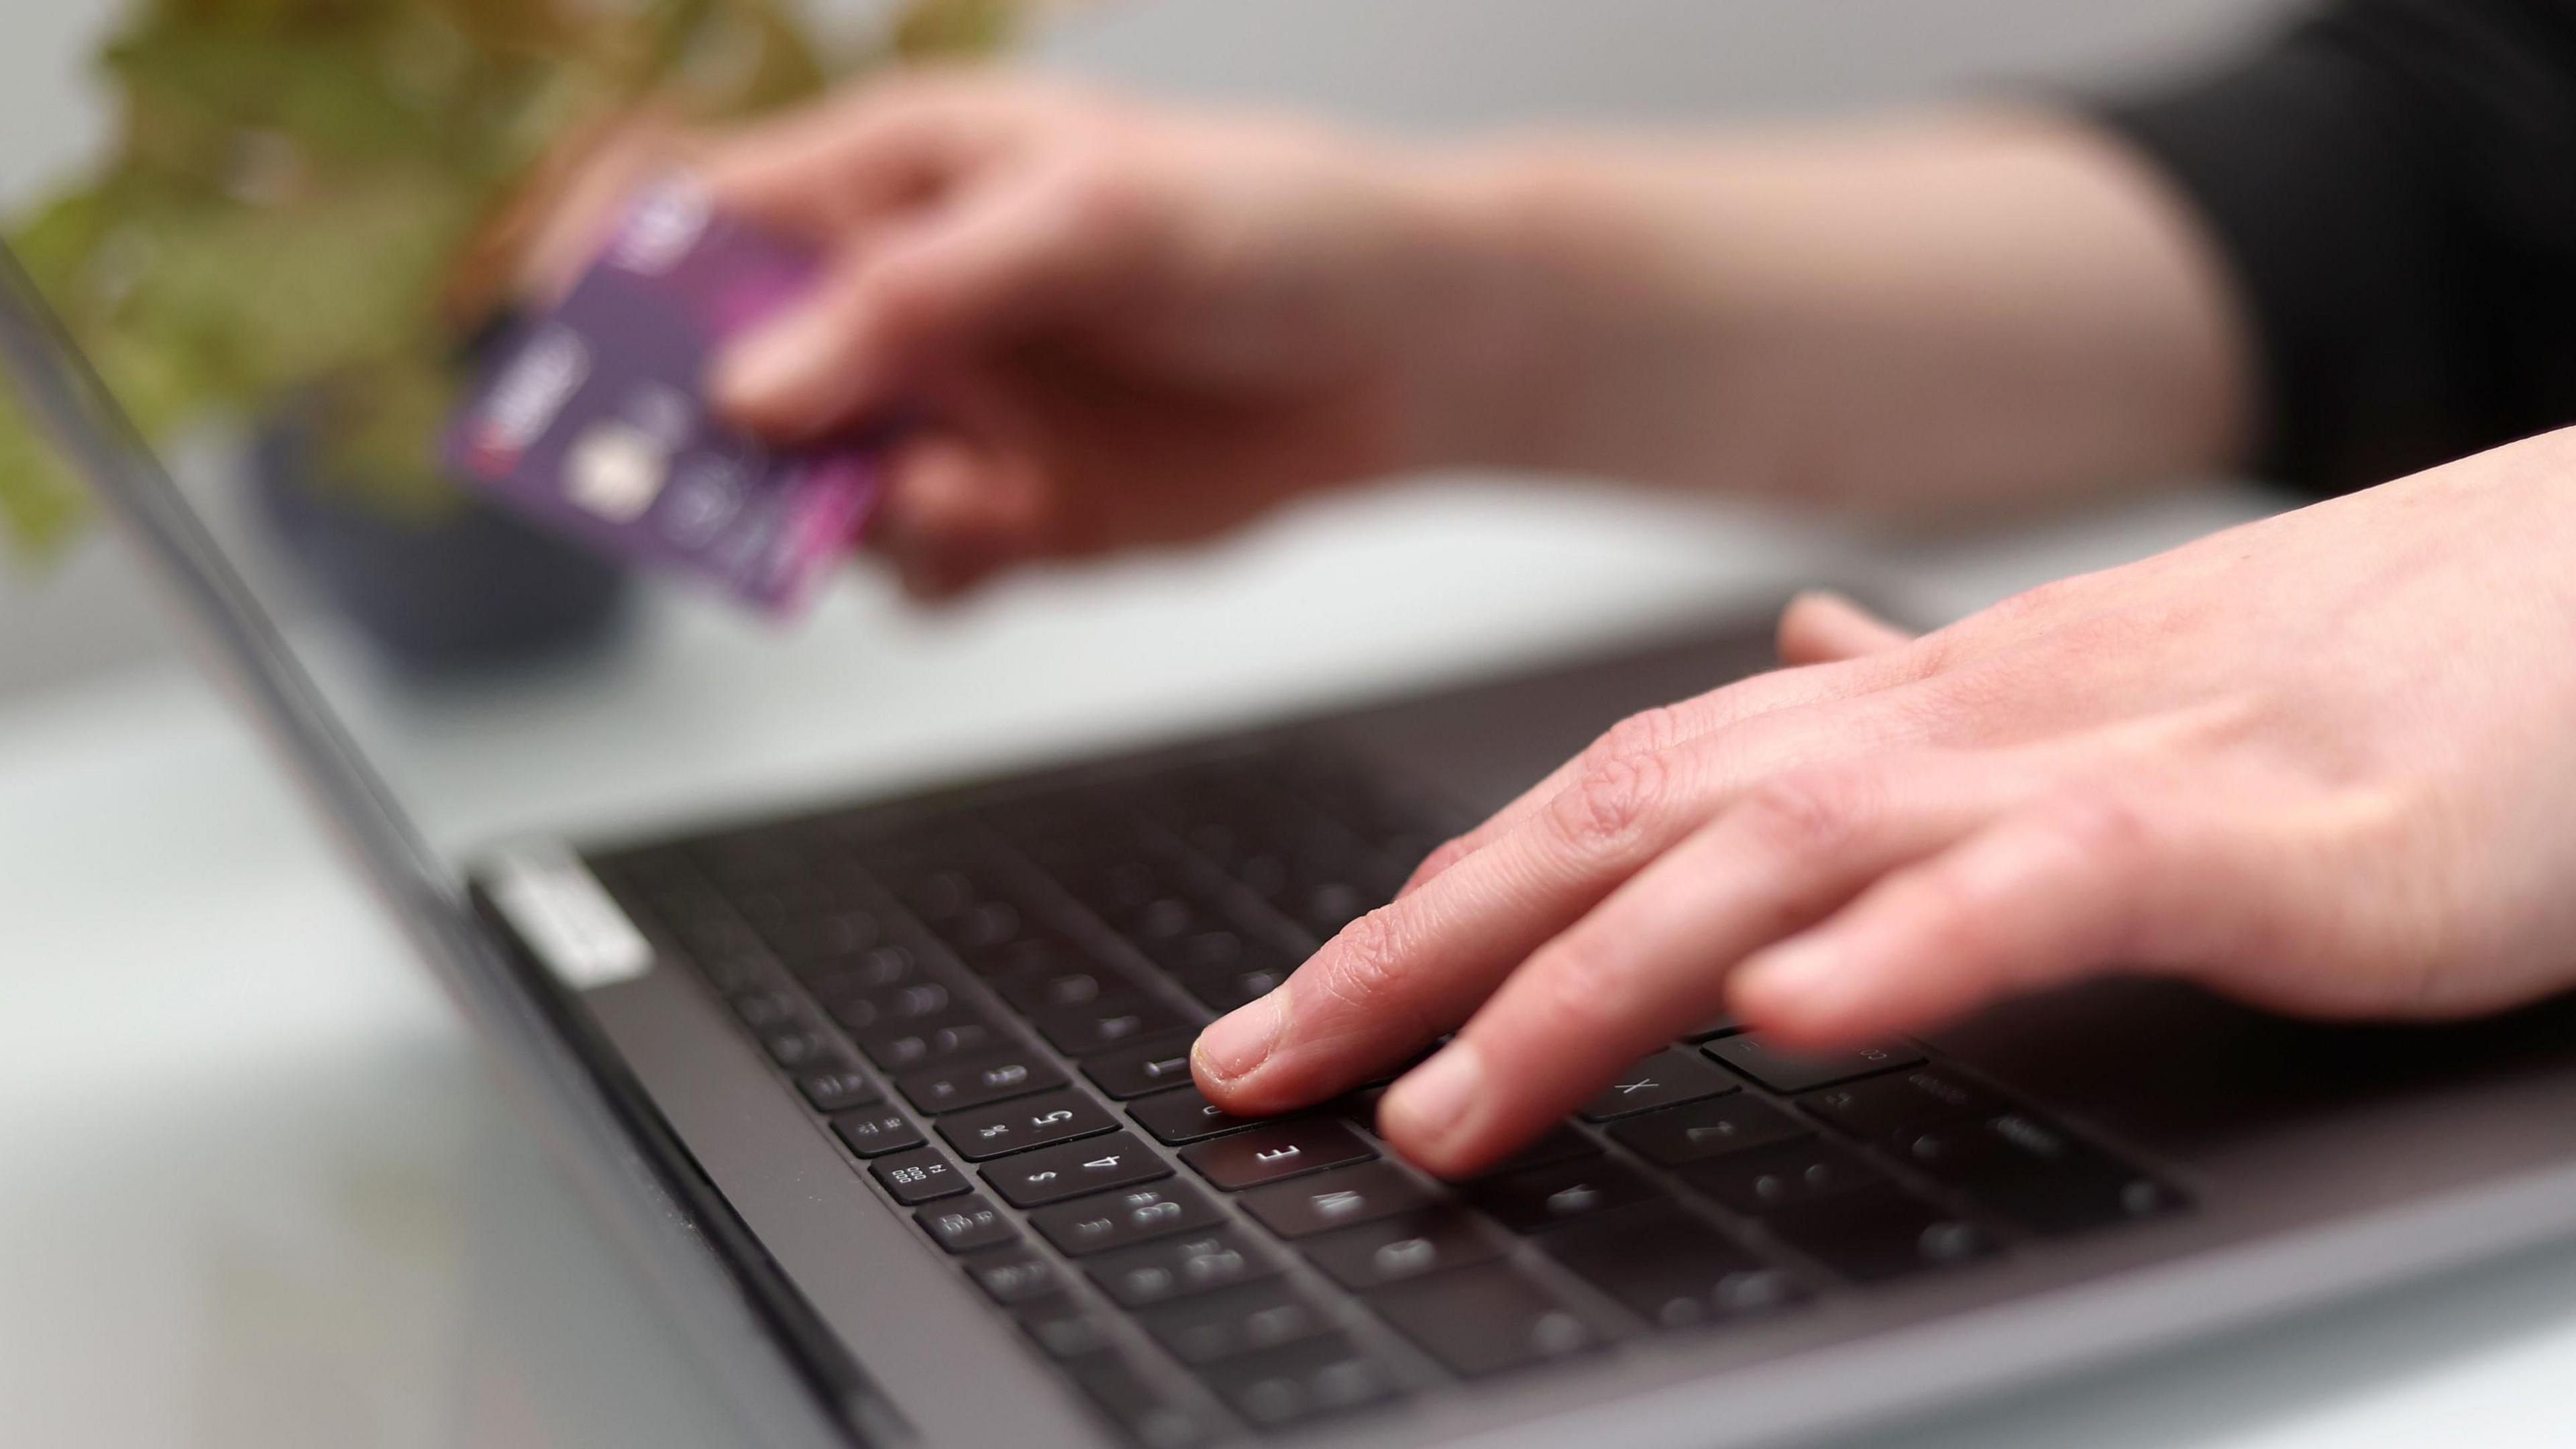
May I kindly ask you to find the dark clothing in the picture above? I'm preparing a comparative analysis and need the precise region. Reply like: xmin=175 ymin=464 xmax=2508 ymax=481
xmin=2099 ymin=0 xmax=2576 ymax=494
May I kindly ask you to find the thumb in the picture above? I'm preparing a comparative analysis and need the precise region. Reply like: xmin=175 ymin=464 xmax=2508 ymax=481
xmin=1777 ymin=590 xmax=1917 ymax=666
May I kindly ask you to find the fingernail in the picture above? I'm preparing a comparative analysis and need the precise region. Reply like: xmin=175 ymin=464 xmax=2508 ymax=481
xmin=1193 ymin=986 xmax=1289 ymax=1083
xmin=1381 ymin=1040 xmax=1485 ymax=1150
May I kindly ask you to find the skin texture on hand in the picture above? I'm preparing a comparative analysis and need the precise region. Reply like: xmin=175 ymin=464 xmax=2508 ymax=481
xmin=1193 ymin=431 xmax=2576 ymax=1177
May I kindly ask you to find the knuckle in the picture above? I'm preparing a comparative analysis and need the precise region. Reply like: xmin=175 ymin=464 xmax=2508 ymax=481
xmin=1735 ymin=771 xmax=1878 ymax=861
xmin=1594 ymin=704 xmax=1684 ymax=765
xmin=1307 ymin=906 xmax=1419 ymax=1022
xmin=2036 ymin=791 xmax=2158 ymax=873
xmin=1892 ymin=626 xmax=1956 ymax=680
xmin=1546 ymin=747 xmax=1674 ymax=857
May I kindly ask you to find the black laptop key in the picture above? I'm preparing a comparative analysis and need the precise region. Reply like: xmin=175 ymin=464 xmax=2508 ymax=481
xmin=767 ymin=907 xmax=883 ymax=966
xmin=994 ymin=955 xmax=1126 ymax=1012
xmin=1680 ymin=1013 xmax=1743 ymax=1042
xmin=1018 ymin=1297 xmax=1119 ymax=1359
xmin=1183 ymin=1118 xmax=1375 ymax=1190
xmin=1466 ymin=1123 xmax=1601 ymax=1178
xmin=898 ymin=1050 xmax=1065 ymax=1114
xmin=1801 ymin=1067 xmax=2008 ymax=1142
xmin=967 ymin=930 xmax=1083 ymax=982
xmin=760 ymin=1026 xmax=847 ymax=1071
xmin=680 ymin=911 xmax=766 ymax=964
xmin=1030 ymin=1180 xmax=1226 ymax=1256
xmin=830 ymin=1107 xmax=925 ymax=1158
xmin=1131 ymin=1086 xmax=1267 ymax=1145
xmin=796 ymin=1067 xmax=881 ymax=1113
xmin=854 ymin=1012 xmax=1007 ymax=1071
xmin=1576 ymin=1047 xmax=1740 ymax=1121
xmin=1366 ymin=1263 xmax=1603 ymax=1377
xmin=894 ymin=865 xmax=987 ymax=924
xmin=1240 ymin=1161 xmax=1436 ymax=1238
xmin=1705 ymin=1036 xmax=1924 ymax=1093
xmin=916 ymin=1193 xmax=1018 ymax=1254
xmin=1466 ymin=1156 xmax=1662 ymax=1233
xmin=1197 ymin=1332 xmax=1403 ymax=1428
xmin=963 ymin=1242 xmax=1063 ymax=1304
xmin=1034 ymin=990 xmax=1193 ymax=1057
xmin=1149 ymin=925 xmax=1258 ymax=977
xmin=1062 ymin=1351 xmax=1212 ymax=1449
xmin=729 ymin=987 xmax=806 ymax=1032
xmin=693 ymin=946 xmax=769 ymax=995
xmin=1087 ymin=1227 xmax=1281 ymax=1308
xmin=802 ymin=942 xmax=921 ymax=995
xmin=1607 ymin=1094 xmax=1813 ymax=1167
xmin=1683 ymin=1140 xmax=1884 ymax=1217
xmin=1049 ymin=854 xmax=1169 ymax=923
xmin=942 ymin=898 xmax=1045 ymax=958
xmin=1130 ymin=894 xmax=1221 ymax=948
xmin=695 ymin=832 xmax=808 ymax=888
xmin=822 ymin=979 xmax=955 ymax=1032
xmin=936 ymin=1088 xmax=1118 ymax=1161
xmin=1084 ymin=1034 xmax=1202 ymax=1099
xmin=1293 ymin=881 xmax=1377 ymax=938
xmin=1173 ymin=961 xmax=1293 ymax=1014
xmin=985 ymin=1130 xmax=1172 ymax=1208
xmin=871 ymin=1146 xmax=971 ymax=1205
xmin=1546 ymin=1205 xmax=1805 ymax=1329
xmin=1301 ymin=1208 xmax=1501 ymax=1291
xmin=1328 ymin=1085 xmax=1389 ymax=1129
xmin=1140 ymin=1279 xmax=1334 ymax=1365
xmin=1765 ymin=1185 xmax=1998 ymax=1283
xmin=1897 ymin=1113 xmax=2186 ymax=1235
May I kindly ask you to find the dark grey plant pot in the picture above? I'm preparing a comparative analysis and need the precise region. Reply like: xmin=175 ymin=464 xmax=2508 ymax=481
xmin=251 ymin=411 xmax=632 ymax=676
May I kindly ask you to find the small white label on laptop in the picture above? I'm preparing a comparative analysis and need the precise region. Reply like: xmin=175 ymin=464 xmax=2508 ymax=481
xmin=485 ymin=839 xmax=655 ymax=989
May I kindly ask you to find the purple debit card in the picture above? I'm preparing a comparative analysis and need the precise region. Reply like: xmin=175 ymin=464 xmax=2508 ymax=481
xmin=445 ymin=178 xmax=879 ymax=614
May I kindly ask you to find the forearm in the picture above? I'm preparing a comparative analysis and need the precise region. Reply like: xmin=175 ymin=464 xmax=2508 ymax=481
xmin=1401 ymin=112 xmax=2256 ymax=516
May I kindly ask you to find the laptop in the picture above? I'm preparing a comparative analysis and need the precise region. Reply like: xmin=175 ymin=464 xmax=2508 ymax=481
xmin=13 ymin=236 xmax=2576 ymax=1449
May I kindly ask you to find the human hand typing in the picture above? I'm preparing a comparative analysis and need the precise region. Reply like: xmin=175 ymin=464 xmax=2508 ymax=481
xmin=1194 ymin=434 xmax=2576 ymax=1175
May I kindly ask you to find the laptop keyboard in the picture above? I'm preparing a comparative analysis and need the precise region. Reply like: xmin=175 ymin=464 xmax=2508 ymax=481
xmin=585 ymin=743 xmax=2186 ymax=1446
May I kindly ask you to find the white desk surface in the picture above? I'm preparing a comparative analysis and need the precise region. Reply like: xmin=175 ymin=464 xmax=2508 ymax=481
xmin=9 ymin=478 xmax=2576 ymax=1449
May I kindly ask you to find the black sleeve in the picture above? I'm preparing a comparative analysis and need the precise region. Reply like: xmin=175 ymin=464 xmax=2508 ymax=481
xmin=2096 ymin=0 xmax=2576 ymax=494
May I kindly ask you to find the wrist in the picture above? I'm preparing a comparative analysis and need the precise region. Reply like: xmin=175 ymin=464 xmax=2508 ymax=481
xmin=1379 ymin=142 xmax=1740 ymax=483
xmin=1373 ymin=145 xmax=1638 ymax=474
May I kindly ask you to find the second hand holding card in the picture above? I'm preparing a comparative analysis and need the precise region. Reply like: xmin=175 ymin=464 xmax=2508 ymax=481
xmin=447 ymin=177 xmax=882 ymax=615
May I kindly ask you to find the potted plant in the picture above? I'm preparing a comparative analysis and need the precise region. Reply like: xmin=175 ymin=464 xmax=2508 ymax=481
xmin=0 ymin=0 xmax=1025 ymax=671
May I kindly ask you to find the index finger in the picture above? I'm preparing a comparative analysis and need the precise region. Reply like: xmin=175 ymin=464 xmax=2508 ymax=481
xmin=1397 ymin=643 xmax=1934 ymax=898
xmin=698 ymin=72 xmax=1063 ymax=239
xmin=1192 ymin=686 xmax=1939 ymax=1115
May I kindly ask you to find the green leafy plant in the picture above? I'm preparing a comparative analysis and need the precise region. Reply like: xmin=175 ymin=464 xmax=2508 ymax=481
xmin=0 ymin=0 xmax=1026 ymax=562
